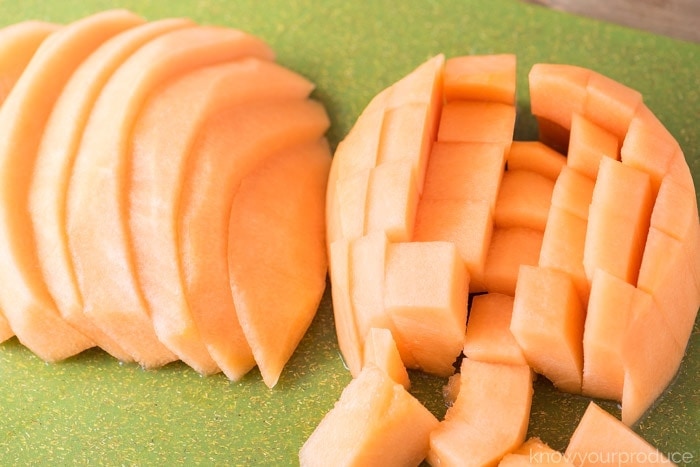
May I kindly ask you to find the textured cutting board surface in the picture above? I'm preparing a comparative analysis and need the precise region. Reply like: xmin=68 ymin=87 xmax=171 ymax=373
xmin=0 ymin=0 xmax=698 ymax=464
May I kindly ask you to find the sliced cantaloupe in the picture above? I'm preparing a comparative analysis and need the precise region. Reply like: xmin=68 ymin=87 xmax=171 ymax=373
xmin=129 ymin=59 xmax=314 ymax=380
xmin=494 ymin=169 xmax=554 ymax=231
xmin=66 ymin=25 xmax=273 ymax=370
xmin=437 ymin=100 xmax=516 ymax=146
xmin=443 ymin=54 xmax=516 ymax=105
xmin=0 ymin=20 xmax=60 ymax=105
xmin=30 ymin=18 xmax=191 ymax=364
xmin=228 ymin=138 xmax=331 ymax=388
xmin=649 ymin=173 xmax=698 ymax=242
xmin=463 ymin=293 xmax=527 ymax=366
xmin=385 ymin=53 xmax=444 ymax=109
xmin=483 ymin=227 xmax=543 ymax=296
xmin=550 ymin=165 xmax=595 ymax=221
xmin=0 ymin=9 xmax=146 ymax=362
xmin=428 ymin=358 xmax=533 ymax=466
xmin=511 ymin=265 xmax=585 ymax=394
xmin=583 ymin=157 xmax=654 ymax=285
xmin=299 ymin=364 xmax=439 ymax=467
xmin=565 ymin=402 xmax=673 ymax=465
xmin=383 ymin=241 xmax=468 ymax=377
xmin=506 ymin=140 xmax=566 ymax=181
xmin=582 ymin=71 xmax=642 ymax=145
xmin=566 ymin=112 xmax=619 ymax=180
xmin=363 ymin=327 xmax=410 ymax=389
xmin=499 ymin=438 xmax=574 ymax=466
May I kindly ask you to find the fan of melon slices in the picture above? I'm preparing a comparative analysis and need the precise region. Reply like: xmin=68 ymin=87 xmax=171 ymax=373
xmin=0 ymin=9 xmax=331 ymax=389
xmin=305 ymin=53 xmax=700 ymax=464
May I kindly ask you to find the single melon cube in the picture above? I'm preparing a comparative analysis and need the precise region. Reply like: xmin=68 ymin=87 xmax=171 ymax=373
xmin=413 ymin=199 xmax=492 ymax=293
xmin=484 ymin=227 xmax=544 ymax=296
xmin=499 ymin=438 xmax=574 ymax=466
xmin=428 ymin=358 xmax=533 ymax=466
xmin=364 ymin=159 xmax=420 ymax=242
xmin=437 ymin=100 xmax=516 ymax=147
xmin=649 ymin=173 xmax=698 ymax=242
xmin=566 ymin=112 xmax=619 ymax=180
xmin=582 ymin=71 xmax=642 ymax=144
xmin=363 ymin=327 xmax=410 ymax=390
xmin=494 ymin=169 xmax=555 ymax=231
xmin=529 ymin=63 xmax=591 ymax=132
xmin=334 ymin=168 xmax=371 ymax=242
xmin=463 ymin=293 xmax=527 ymax=366
xmin=384 ymin=241 xmax=469 ymax=377
xmin=565 ymin=402 xmax=673 ymax=465
xmin=443 ymin=54 xmax=516 ymax=105
xmin=506 ymin=140 xmax=566 ymax=181
xmin=299 ymin=364 xmax=439 ymax=467
xmin=386 ymin=53 xmax=444 ymax=108
xmin=550 ymin=165 xmax=595 ymax=221
xmin=511 ymin=265 xmax=585 ymax=394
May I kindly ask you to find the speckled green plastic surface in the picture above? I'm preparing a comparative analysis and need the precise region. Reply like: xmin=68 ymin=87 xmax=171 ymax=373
xmin=0 ymin=0 xmax=698 ymax=464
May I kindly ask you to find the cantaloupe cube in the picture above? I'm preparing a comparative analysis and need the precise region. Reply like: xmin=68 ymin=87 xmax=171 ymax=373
xmin=565 ymin=402 xmax=673 ymax=465
xmin=499 ymin=438 xmax=574 ymax=466
xmin=584 ymin=158 xmax=653 ymax=285
xmin=363 ymin=327 xmax=410 ymax=390
xmin=665 ymin=146 xmax=695 ymax=192
xmin=386 ymin=53 xmax=444 ymax=108
xmin=582 ymin=72 xmax=642 ymax=144
xmin=511 ymin=266 xmax=585 ymax=394
xmin=364 ymin=159 xmax=420 ymax=242
xmin=550 ymin=165 xmax=595 ymax=221
xmin=332 ymin=168 xmax=370 ymax=242
xmin=428 ymin=358 xmax=533 ymax=466
xmin=566 ymin=113 xmax=619 ymax=180
xmin=494 ymin=169 xmax=554 ymax=231
xmin=484 ymin=227 xmax=544 ymax=296
xmin=299 ymin=364 xmax=439 ymax=467
xmin=437 ymin=100 xmax=516 ymax=146
xmin=384 ymin=241 xmax=468 ymax=377
xmin=331 ymin=101 xmax=384 ymax=180
xmin=413 ymin=199 xmax=492 ymax=293
xmin=463 ymin=293 xmax=527 ymax=366
xmin=649 ymin=173 xmax=698 ymax=242
xmin=443 ymin=54 xmax=516 ymax=105
xmin=506 ymin=140 xmax=566 ymax=181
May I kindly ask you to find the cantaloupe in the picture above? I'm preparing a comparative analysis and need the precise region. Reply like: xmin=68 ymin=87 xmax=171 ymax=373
xmin=506 ymin=141 xmax=566 ymax=181
xmin=483 ymin=227 xmax=543 ymax=296
xmin=494 ymin=169 xmax=554 ymax=231
xmin=363 ymin=327 xmax=410 ymax=389
xmin=443 ymin=54 xmax=516 ymax=105
xmin=566 ymin=112 xmax=619 ymax=180
xmin=437 ymin=100 xmax=516 ymax=147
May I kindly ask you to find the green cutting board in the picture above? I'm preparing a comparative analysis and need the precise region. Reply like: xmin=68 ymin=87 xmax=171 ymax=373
xmin=0 ymin=0 xmax=698 ymax=464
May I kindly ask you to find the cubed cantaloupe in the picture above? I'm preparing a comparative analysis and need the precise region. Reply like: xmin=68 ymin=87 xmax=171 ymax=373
xmin=437 ymin=100 xmax=516 ymax=147
xmin=566 ymin=112 xmax=619 ymax=180
xmin=363 ymin=327 xmax=411 ymax=390
xmin=443 ymin=54 xmax=516 ymax=105
xmin=494 ymin=169 xmax=554 ymax=231
xmin=484 ymin=227 xmax=544 ymax=296
xmin=550 ymin=165 xmax=595 ymax=221
xmin=506 ymin=140 xmax=566 ymax=181
xmin=582 ymin=71 xmax=642 ymax=145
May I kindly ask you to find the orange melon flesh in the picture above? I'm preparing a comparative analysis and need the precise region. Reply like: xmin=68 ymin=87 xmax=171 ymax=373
xmin=506 ymin=140 xmax=566 ymax=181
xmin=463 ymin=293 xmax=527 ymax=366
xmin=566 ymin=112 xmax=619 ymax=180
xmin=129 ymin=59 xmax=314 ymax=379
xmin=30 ymin=18 xmax=191 ymax=363
xmin=385 ymin=53 xmax=444 ymax=109
xmin=228 ymin=138 xmax=330 ymax=388
xmin=299 ymin=364 xmax=439 ymax=467
xmin=437 ymin=100 xmax=516 ymax=146
xmin=443 ymin=54 xmax=516 ymax=105
xmin=582 ymin=72 xmax=642 ymax=144
xmin=494 ymin=169 xmax=554 ymax=231
xmin=484 ymin=227 xmax=543 ymax=296
xmin=363 ymin=327 xmax=411 ymax=390
xmin=584 ymin=157 xmax=654 ymax=285
xmin=0 ymin=9 xmax=146 ymax=362
xmin=565 ymin=402 xmax=673 ymax=465
xmin=511 ymin=265 xmax=585 ymax=394
xmin=665 ymin=145 xmax=695 ymax=192
xmin=181 ymin=100 xmax=329 ymax=382
xmin=550 ymin=165 xmax=595 ymax=221
xmin=383 ymin=241 xmax=468 ymax=377
xmin=67 ymin=26 xmax=274 ymax=370
xmin=0 ymin=21 xmax=60 ymax=105
xmin=499 ymin=438 xmax=574 ymax=466
xmin=330 ymin=168 xmax=370 ymax=244
xmin=428 ymin=358 xmax=533 ymax=467
xmin=414 ymin=199 xmax=492 ymax=293
xmin=649 ymin=173 xmax=698 ymax=242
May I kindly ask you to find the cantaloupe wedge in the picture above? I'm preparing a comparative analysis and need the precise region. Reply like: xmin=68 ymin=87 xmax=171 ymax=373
xmin=484 ymin=227 xmax=543 ymax=296
xmin=0 ymin=9 xmax=145 ymax=361
xmin=499 ymin=438 xmax=574 ymax=466
xmin=66 ymin=25 xmax=273 ymax=370
xmin=29 ymin=18 xmax=191 ymax=363
xmin=299 ymin=364 xmax=439 ymax=467
xmin=0 ymin=20 xmax=60 ymax=105
xmin=443 ymin=54 xmax=516 ymax=105
xmin=129 ymin=59 xmax=315 ymax=379
xmin=428 ymin=358 xmax=533 ymax=466
xmin=566 ymin=112 xmax=619 ymax=180
xmin=506 ymin=141 xmax=566 ymax=181
xmin=363 ymin=327 xmax=410 ymax=389
xmin=494 ymin=169 xmax=554 ymax=231
xmin=565 ymin=402 xmax=673 ymax=465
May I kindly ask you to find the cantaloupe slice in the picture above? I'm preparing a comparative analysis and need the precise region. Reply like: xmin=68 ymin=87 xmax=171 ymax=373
xmin=437 ymin=100 xmax=516 ymax=146
xmin=463 ymin=293 xmax=527 ymax=366
xmin=566 ymin=112 xmax=619 ymax=180
xmin=511 ymin=265 xmax=585 ymax=394
xmin=226 ymin=138 xmax=330 ymax=387
xmin=66 ymin=25 xmax=274 ymax=370
xmin=565 ymin=402 xmax=673 ymax=465
xmin=550 ymin=165 xmax=595 ymax=221
xmin=428 ymin=358 xmax=533 ymax=466
xmin=129 ymin=59 xmax=314 ymax=379
xmin=506 ymin=140 xmax=566 ymax=181
xmin=648 ymin=173 xmax=698 ymax=242
xmin=363 ymin=327 xmax=410 ymax=389
xmin=384 ymin=241 xmax=468 ymax=377
xmin=484 ymin=227 xmax=543 ymax=296
xmin=0 ymin=9 xmax=145 ymax=362
xmin=582 ymin=72 xmax=642 ymax=145
xmin=30 ymin=18 xmax=191 ymax=363
xmin=443 ymin=54 xmax=516 ymax=105
xmin=0 ymin=20 xmax=60 ymax=105
xmin=299 ymin=364 xmax=439 ymax=467
xmin=494 ymin=169 xmax=554 ymax=231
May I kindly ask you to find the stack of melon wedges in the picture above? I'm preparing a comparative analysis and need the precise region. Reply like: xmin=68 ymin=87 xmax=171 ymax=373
xmin=304 ymin=53 xmax=698 ymax=464
xmin=0 ymin=9 xmax=331 ymax=388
